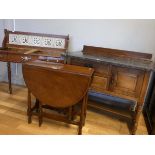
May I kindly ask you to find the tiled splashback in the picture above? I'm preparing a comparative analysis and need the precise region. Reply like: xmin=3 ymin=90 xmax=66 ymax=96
xmin=9 ymin=34 xmax=66 ymax=49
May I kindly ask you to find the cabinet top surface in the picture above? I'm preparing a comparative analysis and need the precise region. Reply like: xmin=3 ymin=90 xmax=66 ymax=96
xmin=63 ymin=51 xmax=154 ymax=71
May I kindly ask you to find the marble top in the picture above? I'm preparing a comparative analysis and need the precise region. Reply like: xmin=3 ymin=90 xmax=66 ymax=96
xmin=62 ymin=52 xmax=154 ymax=71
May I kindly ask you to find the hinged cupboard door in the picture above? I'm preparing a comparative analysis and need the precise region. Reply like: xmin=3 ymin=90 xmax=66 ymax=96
xmin=110 ymin=66 xmax=145 ymax=98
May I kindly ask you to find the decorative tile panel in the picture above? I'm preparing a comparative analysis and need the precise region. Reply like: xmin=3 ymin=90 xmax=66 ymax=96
xmin=30 ymin=36 xmax=42 ymax=47
xmin=9 ymin=34 xmax=66 ymax=49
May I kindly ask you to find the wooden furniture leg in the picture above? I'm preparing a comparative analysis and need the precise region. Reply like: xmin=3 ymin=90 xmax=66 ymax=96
xmin=83 ymin=93 xmax=88 ymax=126
xmin=69 ymin=105 xmax=77 ymax=121
xmin=38 ymin=102 xmax=43 ymax=127
xmin=27 ymin=90 xmax=32 ymax=124
xmin=35 ymin=99 xmax=39 ymax=112
xmin=68 ymin=106 xmax=72 ymax=121
xmin=132 ymin=104 xmax=143 ymax=135
xmin=78 ymin=96 xmax=86 ymax=135
xmin=7 ymin=62 xmax=12 ymax=94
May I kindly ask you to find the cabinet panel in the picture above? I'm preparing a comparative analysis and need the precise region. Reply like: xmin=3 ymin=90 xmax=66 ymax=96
xmin=92 ymin=62 xmax=109 ymax=76
xmin=110 ymin=66 xmax=145 ymax=97
xmin=90 ymin=75 xmax=109 ymax=92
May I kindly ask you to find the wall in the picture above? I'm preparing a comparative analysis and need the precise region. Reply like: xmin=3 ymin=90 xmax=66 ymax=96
xmin=0 ymin=20 xmax=8 ymax=84
xmin=0 ymin=19 xmax=24 ymax=85
xmin=0 ymin=19 xmax=155 ymax=85
xmin=0 ymin=20 xmax=4 ymax=45
xmin=15 ymin=19 xmax=155 ymax=55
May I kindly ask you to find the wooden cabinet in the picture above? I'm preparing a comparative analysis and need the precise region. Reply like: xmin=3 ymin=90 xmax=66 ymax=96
xmin=65 ymin=45 xmax=153 ymax=134
xmin=70 ymin=59 xmax=146 ymax=99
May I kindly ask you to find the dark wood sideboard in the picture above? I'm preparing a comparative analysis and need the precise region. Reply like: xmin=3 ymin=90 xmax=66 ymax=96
xmin=63 ymin=45 xmax=154 ymax=134
xmin=0 ymin=29 xmax=69 ymax=94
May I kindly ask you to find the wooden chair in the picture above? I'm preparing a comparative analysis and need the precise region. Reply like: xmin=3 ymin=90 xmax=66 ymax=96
xmin=22 ymin=60 xmax=94 ymax=134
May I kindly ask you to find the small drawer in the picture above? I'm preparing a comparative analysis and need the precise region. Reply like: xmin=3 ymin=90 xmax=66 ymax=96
xmin=7 ymin=54 xmax=34 ymax=63
xmin=90 ymin=75 xmax=109 ymax=92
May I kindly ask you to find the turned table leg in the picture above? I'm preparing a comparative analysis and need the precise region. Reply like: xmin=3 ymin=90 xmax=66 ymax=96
xmin=78 ymin=96 xmax=86 ymax=135
xmin=35 ymin=99 xmax=39 ymax=112
xmin=7 ymin=62 xmax=12 ymax=94
xmin=84 ymin=93 xmax=88 ymax=124
xmin=132 ymin=104 xmax=143 ymax=135
xmin=38 ymin=102 xmax=43 ymax=127
xmin=68 ymin=106 xmax=72 ymax=121
xmin=27 ymin=90 xmax=32 ymax=124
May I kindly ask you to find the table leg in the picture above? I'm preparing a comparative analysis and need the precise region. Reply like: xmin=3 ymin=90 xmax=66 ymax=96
xmin=38 ymin=102 xmax=43 ymax=127
xmin=7 ymin=62 xmax=12 ymax=94
xmin=27 ymin=90 xmax=32 ymax=124
xmin=78 ymin=96 xmax=86 ymax=135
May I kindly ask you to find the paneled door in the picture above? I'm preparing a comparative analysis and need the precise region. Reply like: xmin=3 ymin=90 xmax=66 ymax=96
xmin=110 ymin=66 xmax=145 ymax=98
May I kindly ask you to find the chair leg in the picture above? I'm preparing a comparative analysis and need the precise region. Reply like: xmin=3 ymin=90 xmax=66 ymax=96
xmin=38 ymin=102 xmax=43 ymax=127
xmin=27 ymin=90 xmax=32 ymax=124
xmin=78 ymin=96 xmax=86 ymax=135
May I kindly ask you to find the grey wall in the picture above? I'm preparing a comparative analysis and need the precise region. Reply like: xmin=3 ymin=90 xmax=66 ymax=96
xmin=15 ymin=19 xmax=155 ymax=55
xmin=0 ymin=20 xmax=4 ymax=45
xmin=0 ymin=20 xmax=8 ymax=83
xmin=0 ymin=19 xmax=25 ymax=85
xmin=1 ymin=19 xmax=155 ymax=85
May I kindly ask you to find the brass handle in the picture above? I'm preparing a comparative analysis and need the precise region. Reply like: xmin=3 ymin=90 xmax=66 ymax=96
xmin=21 ymin=56 xmax=31 ymax=61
